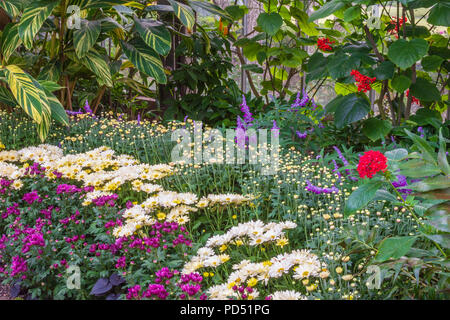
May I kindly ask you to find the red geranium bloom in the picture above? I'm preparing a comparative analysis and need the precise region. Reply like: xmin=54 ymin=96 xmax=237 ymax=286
xmin=388 ymin=17 xmax=407 ymax=38
xmin=357 ymin=150 xmax=388 ymax=179
xmin=317 ymin=38 xmax=335 ymax=52
xmin=351 ymin=70 xmax=376 ymax=93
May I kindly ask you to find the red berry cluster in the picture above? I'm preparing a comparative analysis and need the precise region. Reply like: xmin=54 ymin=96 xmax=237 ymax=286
xmin=388 ymin=17 xmax=407 ymax=38
xmin=357 ymin=150 xmax=388 ymax=179
xmin=317 ymin=38 xmax=335 ymax=52
xmin=351 ymin=70 xmax=376 ymax=92
xmin=406 ymin=89 xmax=420 ymax=105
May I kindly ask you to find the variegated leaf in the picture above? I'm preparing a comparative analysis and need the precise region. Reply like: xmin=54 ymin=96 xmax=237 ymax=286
xmin=17 ymin=0 xmax=59 ymax=50
xmin=134 ymin=18 xmax=171 ymax=56
xmin=68 ymin=0 xmax=128 ymax=9
xmin=0 ymin=0 xmax=20 ymax=18
xmin=167 ymin=0 xmax=195 ymax=30
xmin=74 ymin=19 xmax=101 ymax=58
xmin=78 ymin=49 xmax=113 ymax=87
xmin=5 ymin=65 xmax=51 ymax=125
xmin=42 ymin=87 xmax=70 ymax=126
xmin=121 ymin=38 xmax=166 ymax=84
xmin=189 ymin=1 xmax=232 ymax=20
xmin=37 ymin=60 xmax=62 ymax=82
xmin=1 ymin=23 xmax=22 ymax=62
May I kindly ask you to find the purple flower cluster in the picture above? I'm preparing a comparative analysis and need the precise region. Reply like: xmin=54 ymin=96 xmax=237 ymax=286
xmin=305 ymin=180 xmax=339 ymax=194
xmin=178 ymin=272 xmax=204 ymax=299
xmin=11 ymin=256 xmax=27 ymax=277
xmin=23 ymin=191 xmax=42 ymax=205
xmin=24 ymin=163 xmax=46 ymax=176
xmin=290 ymin=89 xmax=310 ymax=111
xmin=1 ymin=203 xmax=20 ymax=219
xmin=91 ymin=194 xmax=118 ymax=207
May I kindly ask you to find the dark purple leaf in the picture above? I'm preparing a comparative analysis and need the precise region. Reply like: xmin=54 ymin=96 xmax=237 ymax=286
xmin=10 ymin=283 xmax=21 ymax=298
xmin=106 ymin=293 xmax=121 ymax=300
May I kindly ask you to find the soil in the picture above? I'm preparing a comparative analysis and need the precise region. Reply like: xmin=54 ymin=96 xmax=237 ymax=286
xmin=0 ymin=280 xmax=10 ymax=300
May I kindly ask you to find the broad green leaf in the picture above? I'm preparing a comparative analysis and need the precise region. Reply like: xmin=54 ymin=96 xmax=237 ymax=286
xmin=343 ymin=6 xmax=361 ymax=22
xmin=421 ymin=55 xmax=444 ymax=71
xmin=17 ymin=0 xmax=59 ymax=50
xmin=121 ymin=38 xmax=166 ymax=84
xmin=422 ymin=234 xmax=450 ymax=249
xmin=37 ymin=60 xmax=62 ymax=82
xmin=345 ymin=180 xmax=384 ymax=216
xmin=257 ymin=12 xmax=283 ymax=36
xmin=0 ymin=86 xmax=17 ymax=107
xmin=334 ymin=82 xmax=357 ymax=96
xmin=427 ymin=3 xmax=450 ymax=26
xmin=362 ymin=118 xmax=392 ymax=142
xmin=242 ymin=64 xmax=263 ymax=74
xmin=409 ymin=176 xmax=450 ymax=192
xmin=4 ymin=65 xmax=50 ymax=125
xmin=1 ymin=23 xmax=22 ymax=62
xmin=373 ymin=61 xmax=395 ymax=80
xmin=38 ymin=80 xmax=63 ymax=92
xmin=438 ymin=128 xmax=450 ymax=175
xmin=375 ymin=236 xmax=417 ymax=262
xmin=399 ymin=160 xmax=441 ymax=178
xmin=134 ymin=18 xmax=171 ymax=56
xmin=78 ymin=49 xmax=113 ymax=87
xmin=71 ymin=0 xmax=128 ymax=9
xmin=327 ymin=52 xmax=360 ymax=79
xmin=36 ymin=100 xmax=51 ymax=142
xmin=391 ymin=75 xmax=411 ymax=92
xmin=385 ymin=148 xmax=409 ymax=161
xmin=168 ymin=0 xmax=195 ymax=30
xmin=387 ymin=39 xmax=429 ymax=70
xmin=423 ymin=204 xmax=450 ymax=233
xmin=331 ymin=93 xmax=370 ymax=128
xmin=291 ymin=8 xmax=318 ymax=36
xmin=410 ymin=77 xmax=441 ymax=101
xmin=308 ymin=0 xmax=345 ymax=22
xmin=405 ymin=129 xmax=438 ymax=166
xmin=74 ymin=19 xmax=101 ymax=58
xmin=373 ymin=189 xmax=398 ymax=203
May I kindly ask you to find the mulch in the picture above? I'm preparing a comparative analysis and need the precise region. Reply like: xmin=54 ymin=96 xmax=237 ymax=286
xmin=0 ymin=279 xmax=10 ymax=300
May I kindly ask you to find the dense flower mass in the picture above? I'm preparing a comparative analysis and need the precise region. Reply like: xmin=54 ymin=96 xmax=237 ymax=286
xmin=350 ymin=70 xmax=376 ymax=92
xmin=317 ymin=38 xmax=335 ymax=52
xmin=357 ymin=150 xmax=388 ymax=179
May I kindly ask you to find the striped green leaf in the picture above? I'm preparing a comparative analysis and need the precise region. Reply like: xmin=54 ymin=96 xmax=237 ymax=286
xmin=17 ymin=0 xmax=59 ymax=50
xmin=134 ymin=18 xmax=171 ymax=57
xmin=74 ymin=19 xmax=101 ymax=58
xmin=37 ymin=60 xmax=62 ymax=82
xmin=0 ymin=0 xmax=20 ymax=18
xmin=77 ymin=49 xmax=113 ymax=87
xmin=42 ymin=87 xmax=70 ymax=126
xmin=4 ymin=64 xmax=51 ymax=125
xmin=121 ymin=38 xmax=166 ymax=84
xmin=1 ymin=23 xmax=22 ymax=62
xmin=36 ymin=99 xmax=51 ymax=142
xmin=168 ymin=0 xmax=195 ymax=30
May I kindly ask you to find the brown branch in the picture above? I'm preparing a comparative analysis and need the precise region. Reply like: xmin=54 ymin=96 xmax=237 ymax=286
xmin=234 ymin=48 xmax=260 ymax=98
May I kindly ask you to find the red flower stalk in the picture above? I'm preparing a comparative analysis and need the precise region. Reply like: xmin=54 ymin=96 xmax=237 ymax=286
xmin=388 ymin=17 xmax=407 ymax=38
xmin=351 ymin=70 xmax=376 ymax=93
xmin=406 ymin=89 xmax=420 ymax=105
xmin=317 ymin=38 xmax=335 ymax=52
xmin=357 ymin=150 xmax=388 ymax=179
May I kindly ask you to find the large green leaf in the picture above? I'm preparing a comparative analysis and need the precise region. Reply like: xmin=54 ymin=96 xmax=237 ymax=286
xmin=1 ymin=23 xmax=22 ymax=62
xmin=308 ymin=0 xmax=345 ymax=22
xmin=344 ymin=180 xmax=384 ymax=216
xmin=421 ymin=55 xmax=444 ymax=71
xmin=0 ymin=86 xmax=17 ymax=107
xmin=4 ymin=64 xmax=50 ymax=125
xmin=134 ymin=18 xmax=171 ymax=57
xmin=257 ymin=12 xmax=283 ymax=36
xmin=291 ymin=7 xmax=318 ymax=36
xmin=408 ymin=176 xmax=450 ymax=192
xmin=121 ymin=38 xmax=166 ymax=84
xmin=438 ymin=128 xmax=450 ymax=175
xmin=77 ymin=49 xmax=113 ymax=87
xmin=74 ymin=19 xmax=101 ymax=58
xmin=385 ymin=148 xmax=409 ymax=161
xmin=69 ymin=0 xmax=128 ymax=9
xmin=375 ymin=236 xmax=417 ymax=262
xmin=373 ymin=61 xmax=395 ymax=80
xmin=399 ymin=160 xmax=441 ymax=178
xmin=362 ymin=118 xmax=392 ymax=142
xmin=17 ymin=0 xmax=59 ymax=50
xmin=409 ymin=77 xmax=440 ymax=101
xmin=391 ymin=75 xmax=411 ymax=92
xmin=327 ymin=52 xmax=360 ymax=79
xmin=168 ymin=0 xmax=195 ymax=30
xmin=427 ymin=3 xmax=450 ymax=26
xmin=405 ymin=129 xmax=438 ymax=165
xmin=328 ymin=93 xmax=370 ymax=128
xmin=387 ymin=39 xmax=429 ymax=70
